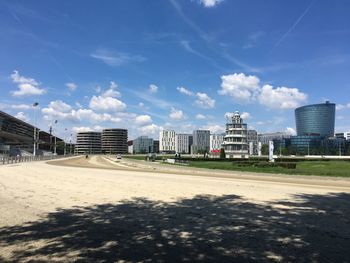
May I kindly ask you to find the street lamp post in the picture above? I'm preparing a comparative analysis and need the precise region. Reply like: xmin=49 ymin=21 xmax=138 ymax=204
xmin=64 ymin=128 xmax=67 ymax=156
xmin=70 ymin=133 xmax=73 ymax=155
xmin=32 ymin=102 xmax=39 ymax=156
xmin=52 ymin=120 xmax=58 ymax=155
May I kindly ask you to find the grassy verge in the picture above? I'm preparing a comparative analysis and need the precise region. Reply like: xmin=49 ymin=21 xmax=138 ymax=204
xmin=123 ymin=155 xmax=147 ymax=160
xmin=188 ymin=161 xmax=350 ymax=177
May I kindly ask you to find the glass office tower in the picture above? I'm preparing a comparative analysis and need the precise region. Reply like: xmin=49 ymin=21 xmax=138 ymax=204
xmin=295 ymin=101 xmax=335 ymax=137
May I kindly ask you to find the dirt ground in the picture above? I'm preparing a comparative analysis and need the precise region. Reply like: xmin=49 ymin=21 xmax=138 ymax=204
xmin=0 ymin=156 xmax=349 ymax=262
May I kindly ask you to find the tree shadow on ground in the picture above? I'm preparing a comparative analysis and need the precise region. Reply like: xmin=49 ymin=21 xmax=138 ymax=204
xmin=0 ymin=193 xmax=350 ymax=262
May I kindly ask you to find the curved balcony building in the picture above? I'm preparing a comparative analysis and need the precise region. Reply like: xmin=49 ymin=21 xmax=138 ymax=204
xmin=101 ymin=129 xmax=128 ymax=154
xmin=222 ymin=112 xmax=248 ymax=158
xmin=75 ymin=132 xmax=101 ymax=154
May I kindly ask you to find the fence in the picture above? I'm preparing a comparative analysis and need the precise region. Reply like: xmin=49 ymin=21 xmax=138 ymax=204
xmin=0 ymin=154 xmax=75 ymax=165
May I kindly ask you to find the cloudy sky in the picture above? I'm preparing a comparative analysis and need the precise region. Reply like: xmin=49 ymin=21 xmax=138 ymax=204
xmin=0 ymin=0 xmax=349 ymax=140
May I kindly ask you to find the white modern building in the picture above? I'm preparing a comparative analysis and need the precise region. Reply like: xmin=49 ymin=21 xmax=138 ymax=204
xmin=159 ymin=130 xmax=176 ymax=153
xmin=175 ymin=133 xmax=191 ymax=154
xmin=222 ymin=111 xmax=248 ymax=158
xmin=336 ymin=132 xmax=350 ymax=140
xmin=210 ymin=134 xmax=224 ymax=152
xmin=191 ymin=130 xmax=210 ymax=154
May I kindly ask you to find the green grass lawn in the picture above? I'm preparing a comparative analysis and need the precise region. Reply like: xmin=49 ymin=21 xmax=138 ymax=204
xmin=188 ymin=161 xmax=350 ymax=177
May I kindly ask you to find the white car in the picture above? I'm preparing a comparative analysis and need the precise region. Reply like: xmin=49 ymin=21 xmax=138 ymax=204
xmin=116 ymin=154 xmax=122 ymax=160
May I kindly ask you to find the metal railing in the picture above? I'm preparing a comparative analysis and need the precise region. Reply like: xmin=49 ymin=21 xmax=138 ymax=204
xmin=0 ymin=154 xmax=76 ymax=165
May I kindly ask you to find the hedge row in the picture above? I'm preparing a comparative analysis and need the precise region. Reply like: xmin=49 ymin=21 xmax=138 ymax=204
xmin=235 ymin=161 xmax=297 ymax=169
xmin=174 ymin=157 xmax=350 ymax=162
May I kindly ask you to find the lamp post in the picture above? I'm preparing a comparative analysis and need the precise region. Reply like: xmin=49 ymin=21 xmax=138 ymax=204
xmin=69 ymin=133 xmax=73 ymax=155
xmin=51 ymin=120 xmax=58 ymax=155
xmin=32 ymin=102 xmax=39 ymax=156
xmin=64 ymin=128 xmax=67 ymax=156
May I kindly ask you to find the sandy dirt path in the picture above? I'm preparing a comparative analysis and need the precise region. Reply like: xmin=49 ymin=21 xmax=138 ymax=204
xmin=0 ymin=156 xmax=349 ymax=262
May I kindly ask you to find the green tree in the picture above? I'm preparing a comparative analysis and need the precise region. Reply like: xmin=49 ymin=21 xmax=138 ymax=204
xmin=220 ymin=148 xmax=226 ymax=159
xmin=261 ymin=144 xmax=269 ymax=155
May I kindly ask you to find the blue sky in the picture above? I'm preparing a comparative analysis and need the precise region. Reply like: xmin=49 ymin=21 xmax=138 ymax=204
xmin=0 ymin=0 xmax=350 ymax=140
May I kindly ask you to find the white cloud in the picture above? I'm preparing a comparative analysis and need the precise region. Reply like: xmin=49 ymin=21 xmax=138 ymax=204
xmin=135 ymin=115 xmax=152 ymax=125
xmin=47 ymin=100 xmax=72 ymax=112
xmin=198 ymin=0 xmax=223 ymax=8
xmin=219 ymin=72 xmax=308 ymax=110
xmin=219 ymin=73 xmax=260 ymax=103
xmin=177 ymin=87 xmax=215 ymax=108
xmin=225 ymin=111 xmax=250 ymax=120
xmin=241 ymin=112 xmax=251 ymax=119
xmin=196 ymin=114 xmax=206 ymax=120
xmin=285 ymin=127 xmax=297 ymax=136
xmin=65 ymin=82 xmax=77 ymax=91
xmin=258 ymin=85 xmax=307 ymax=109
xmin=149 ymin=84 xmax=158 ymax=93
xmin=169 ymin=107 xmax=185 ymax=120
xmin=75 ymin=102 xmax=83 ymax=108
xmin=336 ymin=103 xmax=350 ymax=111
xmin=42 ymin=101 xmax=122 ymax=123
xmin=138 ymin=123 xmax=160 ymax=136
xmin=89 ymin=96 xmax=126 ymax=112
xmin=138 ymin=102 xmax=144 ymax=107
xmin=132 ymin=91 xmax=172 ymax=110
xmin=15 ymin=112 xmax=29 ymax=122
xmin=10 ymin=70 xmax=46 ymax=96
xmin=72 ymin=125 xmax=103 ymax=133
xmin=177 ymin=86 xmax=194 ymax=96
xmin=201 ymin=124 xmax=224 ymax=134
xmin=72 ymin=126 xmax=93 ymax=133
xmin=72 ymin=109 xmax=122 ymax=123
xmin=195 ymin=92 xmax=215 ymax=109
xmin=224 ymin=112 xmax=234 ymax=119
xmin=100 ymin=81 xmax=121 ymax=98
xmin=90 ymin=48 xmax=146 ymax=66
xmin=11 ymin=104 xmax=32 ymax=110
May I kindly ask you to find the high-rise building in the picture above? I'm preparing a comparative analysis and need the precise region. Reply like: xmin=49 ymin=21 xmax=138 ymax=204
xmin=101 ymin=129 xmax=128 ymax=154
xmin=210 ymin=134 xmax=224 ymax=152
xmin=291 ymin=101 xmax=336 ymax=153
xmin=191 ymin=130 xmax=210 ymax=154
xmin=133 ymin=136 xmax=154 ymax=154
xmin=75 ymin=132 xmax=102 ymax=154
xmin=222 ymin=111 xmax=248 ymax=158
xmin=175 ymin=134 xmax=191 ymax=154
xmin=159 ymin=130 xmax=176 ymax=153
xmin=295 ymin=101 xmax=336 ymax=137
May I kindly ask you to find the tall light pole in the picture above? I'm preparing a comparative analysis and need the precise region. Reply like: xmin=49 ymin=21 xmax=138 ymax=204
xmin=64 ymin=128 xmax=67 ymax=156
xmin=32 ymin=102 xmax=39 ymax=156
xmin=52 ymin=120 xmax=58 ymax=155
xmin=70 ymin=133 xmax=73 ymax=155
